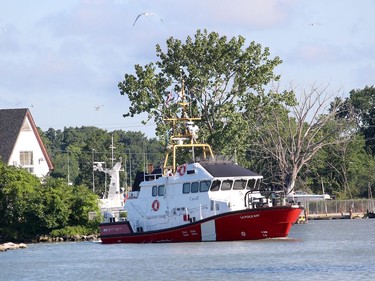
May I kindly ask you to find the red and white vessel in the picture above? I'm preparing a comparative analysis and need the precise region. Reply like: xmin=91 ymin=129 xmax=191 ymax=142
xmin=99 ymin=84 xmax=303 ymax=244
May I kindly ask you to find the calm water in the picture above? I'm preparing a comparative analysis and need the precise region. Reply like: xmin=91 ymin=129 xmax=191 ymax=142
xmin=1 ymin=219 xmax=375 ymax=281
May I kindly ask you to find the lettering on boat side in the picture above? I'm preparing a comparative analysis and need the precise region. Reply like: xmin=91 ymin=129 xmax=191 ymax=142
xmin=189 ymin=196 xmax=199 ymax=201
xmin=240 ymin=214 xmax=260 ymax=219
xmin=181 ymin=230 xmax=198 ymax=237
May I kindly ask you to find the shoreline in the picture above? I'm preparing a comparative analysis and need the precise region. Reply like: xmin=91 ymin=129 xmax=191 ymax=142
xmin=0 ymin=234 xmax=100 ymax=252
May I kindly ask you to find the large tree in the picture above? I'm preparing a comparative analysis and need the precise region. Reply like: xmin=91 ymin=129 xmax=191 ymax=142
xmin=118 ymin=29 xmax=293 ymax=157
xmin=250 ymin=84 xmax=356 ymax=194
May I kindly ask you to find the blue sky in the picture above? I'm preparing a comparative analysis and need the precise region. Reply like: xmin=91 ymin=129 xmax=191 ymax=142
xmin=1 ymin=0 xmax=374 ymax=138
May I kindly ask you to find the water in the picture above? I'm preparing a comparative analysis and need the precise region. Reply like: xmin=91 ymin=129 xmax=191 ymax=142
xmin=1 ymin=219 xmax=375 ymax=281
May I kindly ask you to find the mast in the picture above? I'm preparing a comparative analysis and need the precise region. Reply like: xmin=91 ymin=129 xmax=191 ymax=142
xmin=163 ymin=79 xmax=214 ymax=175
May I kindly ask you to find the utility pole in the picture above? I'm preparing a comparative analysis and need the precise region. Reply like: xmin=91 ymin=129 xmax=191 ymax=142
xmin=92 ymin=148 xmax=96 ymax=193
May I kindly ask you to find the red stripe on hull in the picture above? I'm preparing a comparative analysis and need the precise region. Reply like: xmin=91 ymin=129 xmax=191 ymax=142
xmin=100 ymin=206 xmax=302 ymax=244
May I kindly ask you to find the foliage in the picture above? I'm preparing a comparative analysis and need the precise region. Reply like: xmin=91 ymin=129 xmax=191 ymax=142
xmin=42 ymin=126 xmax=164 ymax=196
xmin=337 ymin=86 xmax=375 ymax=154
xmin=249 ymin=84 xmax=356 ymax=194
xmin=0 ymin=162 xmax=100 ymax=242
xmin=118 ymin=29 xmax=293 ymax=157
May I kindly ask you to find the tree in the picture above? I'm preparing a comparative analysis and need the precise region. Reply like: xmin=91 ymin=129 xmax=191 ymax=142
xmin=338 ymin=86 xmax=375 ymax=154
xmin=250 ymin=84 xmax=355 ymax=194
xmin=0 ymin=162 xmax=41 ymax=240
xmin=118 ymin=29 xmax=292 ymax=156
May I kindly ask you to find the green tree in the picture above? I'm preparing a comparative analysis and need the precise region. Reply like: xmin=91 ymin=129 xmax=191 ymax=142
xmin=0 ymin=162 xmax=100 ymax=241
xmin=338 ymin=86 xmax=375 ymax=154
xmin=118 ymin=29 xmax=291 ymax=157
xmin=0 ymin=162 xmax=40 ymax=240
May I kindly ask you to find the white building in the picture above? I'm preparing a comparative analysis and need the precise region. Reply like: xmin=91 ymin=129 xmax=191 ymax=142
xmin=0 ymin=108 xmax=53 ymax=178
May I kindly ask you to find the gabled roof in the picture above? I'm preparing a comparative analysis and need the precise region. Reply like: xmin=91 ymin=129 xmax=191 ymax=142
xmin=0 ymin=108 xmax=53 ymax=170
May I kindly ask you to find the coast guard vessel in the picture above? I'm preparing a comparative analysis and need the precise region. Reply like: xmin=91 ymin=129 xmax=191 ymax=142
xmin=99 ymin=84 xmax=302 ymax=243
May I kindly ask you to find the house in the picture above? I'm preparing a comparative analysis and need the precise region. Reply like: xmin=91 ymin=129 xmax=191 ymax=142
xmin=0 ymin=108 xmax=53 ymax=178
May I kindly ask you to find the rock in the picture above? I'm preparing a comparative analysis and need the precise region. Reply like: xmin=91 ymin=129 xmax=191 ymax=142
xmin=0 ymin=242 xmax=28 ymax=252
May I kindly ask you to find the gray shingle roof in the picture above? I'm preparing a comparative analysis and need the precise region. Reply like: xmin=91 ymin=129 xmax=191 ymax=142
xmin=0 ymin=108 xmax=28 ymax=163
xmin=0 ymin=108 xmax=53 ymax=171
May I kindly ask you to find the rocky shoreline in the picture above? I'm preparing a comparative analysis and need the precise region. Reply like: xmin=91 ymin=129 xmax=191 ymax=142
xmin=0 ymin=234 xmax=100 ymax=252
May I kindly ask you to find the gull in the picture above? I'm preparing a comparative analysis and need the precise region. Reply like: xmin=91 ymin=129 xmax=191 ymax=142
xmin=133 ymin=12 xmax=163 ymax=26
xmin=307 ymin=23 xmax=322 ymax=27
xmin=95 ymin=105 xmax=104 ymax=111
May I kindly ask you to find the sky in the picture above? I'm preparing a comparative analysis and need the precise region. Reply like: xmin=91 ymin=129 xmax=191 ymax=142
xmin=1 ymin=0 xmax=374 ymax=138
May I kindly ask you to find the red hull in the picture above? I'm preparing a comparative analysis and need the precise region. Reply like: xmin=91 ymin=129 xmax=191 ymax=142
xmin=100 ymin=206 xmax=302 ymax=244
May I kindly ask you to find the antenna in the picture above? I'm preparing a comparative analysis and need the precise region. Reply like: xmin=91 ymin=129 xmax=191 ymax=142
xmin=109 ymin=134 xmax=116 ymax=167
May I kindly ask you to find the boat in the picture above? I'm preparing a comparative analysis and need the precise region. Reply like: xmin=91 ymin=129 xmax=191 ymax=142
xmin=99 ymin=82 xmax=303 ymax=243
xmin=95 ymin=160 xmax=127 ymax=222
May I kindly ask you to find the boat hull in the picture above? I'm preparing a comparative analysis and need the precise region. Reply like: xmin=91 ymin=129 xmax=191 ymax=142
xmin=99 ymin=206 xmax=302 ymax=244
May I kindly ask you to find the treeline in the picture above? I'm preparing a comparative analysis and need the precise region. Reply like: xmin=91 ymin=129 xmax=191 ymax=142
xmin=41 ymin=127 xmax=164 ymax=197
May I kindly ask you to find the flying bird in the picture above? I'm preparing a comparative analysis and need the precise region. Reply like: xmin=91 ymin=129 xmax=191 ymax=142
xmin=307 ymin=23 xmax=322 ymax=27
xmin=95 ymin=105 xmax=104 ymax=111
xmin=133 ymin=12 xmax=163 ymax=26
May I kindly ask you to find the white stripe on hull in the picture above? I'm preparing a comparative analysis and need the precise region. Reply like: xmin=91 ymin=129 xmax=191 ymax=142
xmin=201 ymin=220 xmax=216 ymax=241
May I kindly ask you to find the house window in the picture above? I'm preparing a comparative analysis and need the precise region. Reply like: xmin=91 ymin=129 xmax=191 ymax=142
xmin=20 ymin=151 xmax=33 ymax=166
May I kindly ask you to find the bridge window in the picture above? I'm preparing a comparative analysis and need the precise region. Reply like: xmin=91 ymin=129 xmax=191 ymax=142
xmin=191 ymin=182 xmax=199 ymax=193
xmin=233 ymin=179 xmax=247 ymax=190
xmin=255 ymin=179 xmax=261 ymax=190
xmin=152 ymin=186 xmax=157 ymax=196
xmin=200 ymin=181 xmax=210 ymax=192
xmin=183 ymin=183 xmax=190 ymax=194
xmin=158 ymin=185 xmax=165 ymax=196
xmin=247 ymin=179 xmax=256 ymax=190
xmin=221 ymin=180 xmax=233 ymax=191
xmin=210 ymin=180 xmax=221 ymax=191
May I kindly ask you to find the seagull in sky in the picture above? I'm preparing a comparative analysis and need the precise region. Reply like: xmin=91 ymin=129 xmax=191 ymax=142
xmin=133 ymin=12 xmax=163 ymax=26
xmin=307 ymin=23 xmax=322 ymax=27
xmin=95 ymin=105 xmax=104 ymax=111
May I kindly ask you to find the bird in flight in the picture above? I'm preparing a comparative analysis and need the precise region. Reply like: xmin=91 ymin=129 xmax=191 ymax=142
xmin=133 ymin=12 xmax=163 ymax=26
xmin=307 ymin=23 xmax=322 ymax=27
xmin=95 ymin=105 xmax=104 ymax=111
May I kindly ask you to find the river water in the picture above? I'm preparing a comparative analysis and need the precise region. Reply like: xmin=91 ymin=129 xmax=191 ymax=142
xmin=1 ymin=219 xmax=374 ymax=281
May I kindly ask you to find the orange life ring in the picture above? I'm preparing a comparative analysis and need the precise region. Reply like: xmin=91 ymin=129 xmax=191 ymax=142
xmin=152 ymin=199 xmax=160 ymax=211
xmin=177 ymin=164 xmax=186 ymax=176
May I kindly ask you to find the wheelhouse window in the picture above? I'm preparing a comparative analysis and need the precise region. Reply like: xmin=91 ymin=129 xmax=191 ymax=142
xmin=200 ymin=181 xmax=210 ymax=192
xmin=210 ymin=180 xmax=221 ymax=191
xmin=255 ymin=179 xmax=261 ymax=190
xmin=247 ymin=178 xmax=257 ymax=190
xmin=183 ymin=183 xmax=190 ymax=194
xmin=152 ymin=186 xmax=158 ymax=196
xmin=20 ymin=151 xmax=33 ymax=166
xmin=221 ymin=180 xmax=233 ymax=191
xmin=233 ymin=179 xmax=247 ymax=190
xmin=158 ymin=185 xmax=165 ymax=196
xmin=191 ymin=182 xmax=199 ymax=193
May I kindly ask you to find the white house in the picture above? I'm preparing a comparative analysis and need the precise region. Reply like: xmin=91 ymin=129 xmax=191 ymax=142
xmin=0 ymin=108 xmax=53 ymax=178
